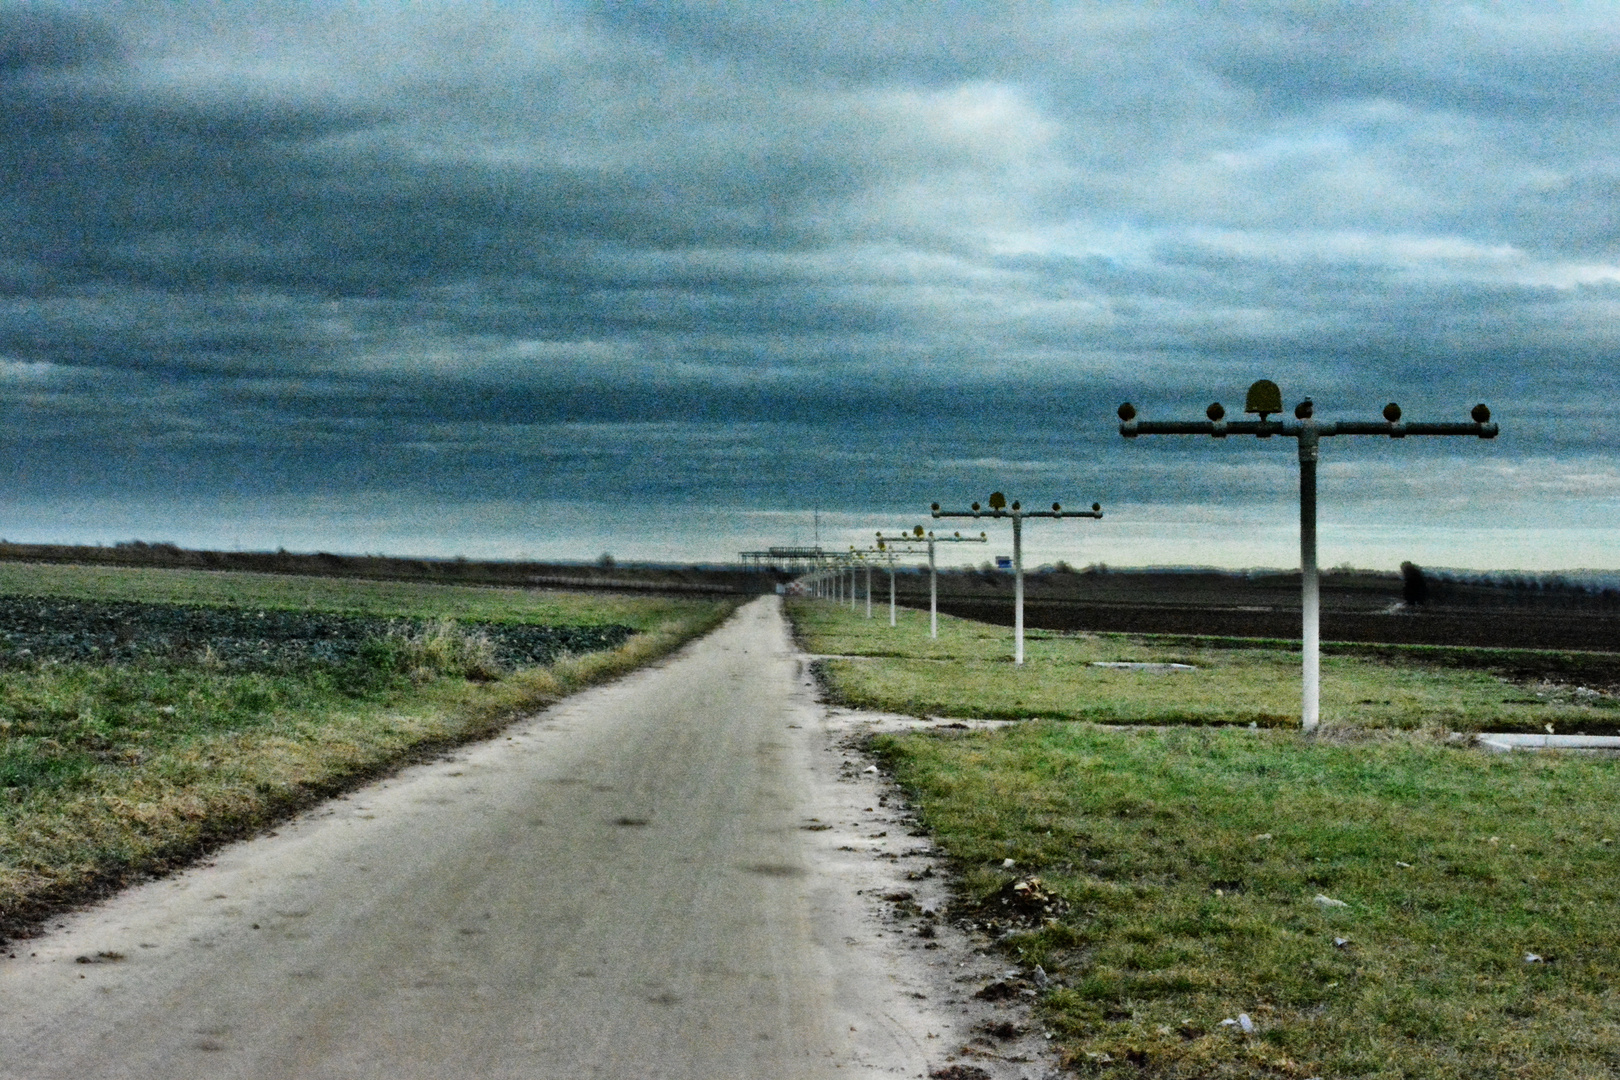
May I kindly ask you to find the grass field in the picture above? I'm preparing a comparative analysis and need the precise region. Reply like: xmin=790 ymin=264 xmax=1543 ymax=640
xmin=1 ymin=564 xmax=740 ymax=943
xmin=0 ymin=562 xmax=708 ymax=629
xmin=788 ymin=599 xmax=1620 ymax=1078
xmin=791 ymin=600 xmax=1620 ymax=734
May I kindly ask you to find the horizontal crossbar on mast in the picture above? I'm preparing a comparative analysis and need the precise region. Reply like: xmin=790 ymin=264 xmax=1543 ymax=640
xmin=1121 ymin=418 xmax=1497 ymax=438
xmin=926 ymin=494 xmax=1105 ymax=663
xmin=931 ymin=506 xmax=1103 ymax=519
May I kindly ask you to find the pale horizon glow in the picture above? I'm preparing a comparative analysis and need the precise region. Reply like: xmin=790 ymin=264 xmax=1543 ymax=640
xmin=0 ymin=496 xmax=1608 ymax=577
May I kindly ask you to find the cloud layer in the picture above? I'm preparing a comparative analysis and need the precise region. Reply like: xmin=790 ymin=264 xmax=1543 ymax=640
xmin=1 ymin=2 xmax=1616 ymax=564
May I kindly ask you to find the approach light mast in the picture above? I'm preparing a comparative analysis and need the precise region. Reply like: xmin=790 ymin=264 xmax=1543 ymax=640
xmin=1118 ymin=380 xmax=1498 ymax=730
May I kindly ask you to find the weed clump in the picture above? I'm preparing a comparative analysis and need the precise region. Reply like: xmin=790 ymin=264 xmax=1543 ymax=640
xmin=370 ymin=619 xmax=505 ymax=684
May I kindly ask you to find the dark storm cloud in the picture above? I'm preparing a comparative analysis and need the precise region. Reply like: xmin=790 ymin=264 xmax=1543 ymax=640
xmin=0 ymin=1 xmax=1616 ymax=560
xmin=0 ymin=6 xmax=121 ymax=73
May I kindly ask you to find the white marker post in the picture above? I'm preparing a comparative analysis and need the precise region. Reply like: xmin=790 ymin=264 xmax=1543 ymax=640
xmin=849 ymin=543 xmax=922 ymax=626
xmin=875 ymin=526 xmax=989 ymax=639
xmin=1118 ymin=380 xmax=1498 ymax=730
xmin=838 ymin=550 xmax=877 ymax=618
xmin=884 ymin=546 xmax=898 ymax=626
xmin=872 ymin=540 xmax=923 ymax=627
xmin=929 ymin=494 xmax=1104 ymax=665
xmin=865 ymin=555 xmax=873 ymax=619
xmin=819 ymin=553 xmax=853 ymax=609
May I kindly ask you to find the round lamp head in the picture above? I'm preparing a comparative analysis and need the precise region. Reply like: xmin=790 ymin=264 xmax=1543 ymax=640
xmin=1206 ymin=402 xmax=1225 ymax=421
xmin=1383 ymin=402 xmax=1402 ymax=422
xmin=1471 ymin=403 xmax=1491 ymax=423
xmin=1117 ymin=402 xmax=1136 ymax=421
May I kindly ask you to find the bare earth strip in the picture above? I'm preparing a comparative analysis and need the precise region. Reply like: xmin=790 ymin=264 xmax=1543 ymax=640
xmin=0 ymin=596 xmax=1051 ymax=1080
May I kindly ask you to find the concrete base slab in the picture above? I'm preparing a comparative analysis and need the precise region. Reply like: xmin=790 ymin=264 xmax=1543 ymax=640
xmin=1476 ymin=732 xmax=1620 ymax=754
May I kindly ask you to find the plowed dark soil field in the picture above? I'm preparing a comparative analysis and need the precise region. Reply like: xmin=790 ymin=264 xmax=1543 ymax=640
xmin=928 ymin=597 xmax=1620 ymax=651
xmin=0 ymin=595 xmax=634 ymax=671
xmin=889 ymin=568 xmax=1620 ymax=652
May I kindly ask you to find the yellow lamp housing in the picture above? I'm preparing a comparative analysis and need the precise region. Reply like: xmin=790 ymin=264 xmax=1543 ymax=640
xmin=1244 ymin=379 xmax=1283 ymax=417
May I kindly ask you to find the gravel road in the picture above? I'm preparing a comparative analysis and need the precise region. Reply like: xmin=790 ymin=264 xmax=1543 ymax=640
xmin=0 ymin=596 xmax=1052 ymax=1079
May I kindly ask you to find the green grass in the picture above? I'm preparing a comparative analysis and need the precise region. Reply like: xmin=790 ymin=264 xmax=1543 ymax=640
xmin=0 ymin=561 xmax=699 ymax=630
xmin=790 ymin=600 xmax=1618 ymax=733
xmin=872 ymin=722 xmax=1620 ymax=1079
xmin=1 ymin=565 xmax=740 ymax=940
xmin=787 ymin=599 xmax=1620 ymax=1077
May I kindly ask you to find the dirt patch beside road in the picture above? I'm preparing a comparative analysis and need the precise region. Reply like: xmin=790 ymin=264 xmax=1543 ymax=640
xmin=800 ymin=700 xmax=1063 ymax=1079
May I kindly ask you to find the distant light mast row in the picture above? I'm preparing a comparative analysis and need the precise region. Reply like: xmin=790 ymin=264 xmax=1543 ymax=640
xmin=1118 ymin=379 xmax=1498 ymax=731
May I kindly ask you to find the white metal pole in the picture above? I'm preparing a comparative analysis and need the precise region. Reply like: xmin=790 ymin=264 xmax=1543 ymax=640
xmin=928 ymin=538 xmax=938 ymax=639
xmin=1299 ymin=423 xmax=1320 ymax=731
xmin=1013 ymin=512 xmax=1024 ymax=666
xmin=888 ymin=552 xmax=896 ymax=627
xmin=865 ymin=563 xmax=872 ymax=619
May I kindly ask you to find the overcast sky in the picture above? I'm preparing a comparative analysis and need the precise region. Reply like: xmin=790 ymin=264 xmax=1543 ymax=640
xmin=2 ymin=1 xmax=1617 ymax=569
